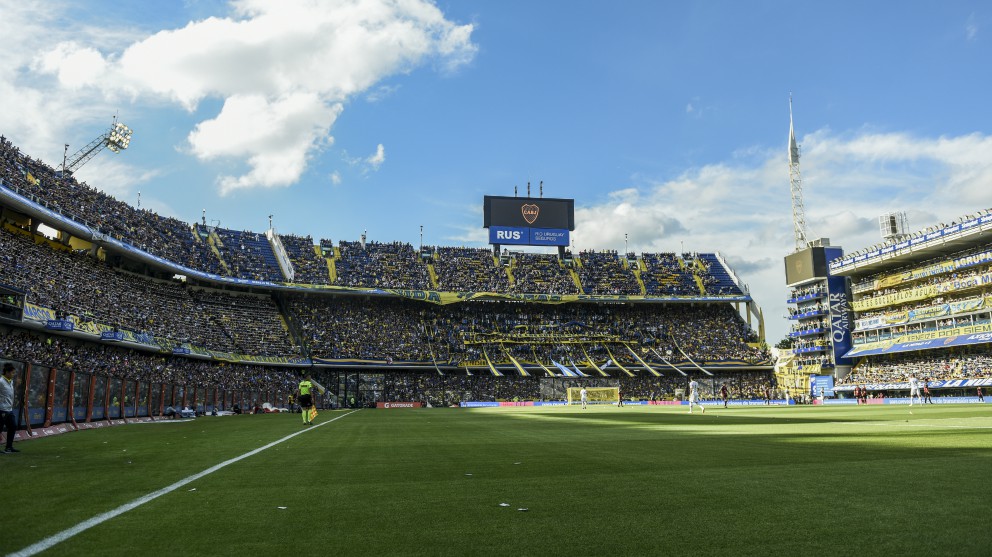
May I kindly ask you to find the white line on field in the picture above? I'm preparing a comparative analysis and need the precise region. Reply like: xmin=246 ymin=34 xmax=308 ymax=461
xmin=7 ymin=410 xmax=358 ymax=557
xmin=832 ymin=421 xmax=992 ymax=429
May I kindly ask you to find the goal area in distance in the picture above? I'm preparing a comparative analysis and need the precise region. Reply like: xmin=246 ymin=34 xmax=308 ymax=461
xmin=567 ymin=387 xmax=620 ymax=405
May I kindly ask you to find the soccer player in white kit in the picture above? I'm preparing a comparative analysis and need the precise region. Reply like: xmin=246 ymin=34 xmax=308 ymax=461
xmin=908 ymin=375 xmax=923 ymax=406
xmin=688 ymin=379 xmax=705 ymax=414
xmin=580 ymin=387 xmax=588 ymax=409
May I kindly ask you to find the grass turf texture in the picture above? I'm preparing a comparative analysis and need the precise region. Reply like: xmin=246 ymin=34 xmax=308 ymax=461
xmin=2 ymin=405 xmax=991 ymax=556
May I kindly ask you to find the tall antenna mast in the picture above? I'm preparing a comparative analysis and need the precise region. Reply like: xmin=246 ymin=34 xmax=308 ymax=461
xmin=788 ymin=94 xmax=808 ymax=252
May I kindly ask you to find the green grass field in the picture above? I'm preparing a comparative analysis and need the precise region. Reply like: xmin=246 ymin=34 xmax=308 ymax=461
xmin=3 ymin=404 xmax=991 ymax=556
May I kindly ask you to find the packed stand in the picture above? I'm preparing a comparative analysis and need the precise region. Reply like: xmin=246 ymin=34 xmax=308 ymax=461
xmin=575 ymin=250 xmax=641 ymax=295
xmin=189 ymin=289 xmax=297 ymax=357
xmin=0 ymin=225 xmax=296 ymax=356
xmin=334 ymin=240 xmax=431 ymax=289
xmin=0 ymin=136 xmax=222 ymax=276
xmin=211 ymin=227 xmax=283 ymax=282
xmin=0 ymin=326 xmax=300 ymax=397
xmin=508 ymin=253 xmax=579 ymax=295
xmin=286 ymin=295 xmax=767 ymax=366
xmin=288 ymin=297 xmax=435 ymax=361
xmin=693 ymin=253 xmax=744 ymax=295
xmin=640 ymin=253 xmax=698 ymax=296
xmin=431 ymin=247 xmax=509 ymax=292
xmin=279 ymin=234 xmax=330 ymax=285
xmin=358 ymin=370 xmax=774 ymax=407
xmin=840 ymin=349 xmax=992 ymax=385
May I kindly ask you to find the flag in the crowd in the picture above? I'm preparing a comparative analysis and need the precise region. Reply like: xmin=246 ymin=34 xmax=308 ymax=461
xmin=568 ymin=359 xmax=587 ymax=377
xmin=551 ymin=359 xmax=575 ymax=377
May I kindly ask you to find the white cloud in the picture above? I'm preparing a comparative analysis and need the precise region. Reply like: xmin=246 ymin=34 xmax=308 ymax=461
xmin=569 ymin=129 xmax=992 ymax=344
xmin=20 ymin=0 xmax=476 ymax=193
xmin=366 ymin=143 xmax=386 ymax=170
xmin=0 ymin=2 xmax=133 ymax=157
xmin=330 ymin=171 xmax=342 ymax=185
xmin=966 ymin=13 xmax=978 ymax=42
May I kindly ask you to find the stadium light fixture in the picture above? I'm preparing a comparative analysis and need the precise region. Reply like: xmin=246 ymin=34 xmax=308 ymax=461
xmin=62 ymin=116 xmax=134 ymax=174
xmin=106 ymin=121 xmax=133 ymax=153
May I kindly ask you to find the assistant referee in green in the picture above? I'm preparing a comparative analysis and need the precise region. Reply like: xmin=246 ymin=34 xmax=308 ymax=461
xmin=298 ymin=376 xmax=315 ymax=426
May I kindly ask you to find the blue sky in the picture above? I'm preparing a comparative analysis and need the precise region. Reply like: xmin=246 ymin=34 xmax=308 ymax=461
xmin=1 ymin=0 xmax=991 ymax=344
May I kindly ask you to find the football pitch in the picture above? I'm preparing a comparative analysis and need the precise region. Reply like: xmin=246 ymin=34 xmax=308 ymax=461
xmin=3 ymin=404 xmax=991 ymax=556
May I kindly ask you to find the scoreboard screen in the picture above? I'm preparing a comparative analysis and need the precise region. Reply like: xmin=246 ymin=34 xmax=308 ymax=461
xmin=484 ymin=196 xmax=575 ymax=231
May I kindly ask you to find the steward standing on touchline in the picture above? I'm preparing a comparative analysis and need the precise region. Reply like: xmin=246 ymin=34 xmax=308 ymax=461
xmin=1 ymin=363 xmax=20 ymax=453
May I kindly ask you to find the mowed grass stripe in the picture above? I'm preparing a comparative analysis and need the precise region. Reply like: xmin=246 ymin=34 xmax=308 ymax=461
xmin=5 ymin=410 xmax=358 ymax=557
xmin=4 ymin=405 xmax=991 ymax=556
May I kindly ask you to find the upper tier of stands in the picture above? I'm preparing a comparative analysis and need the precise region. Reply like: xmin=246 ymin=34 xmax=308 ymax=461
xmin=334 ymin=240 xmax=432 ymax=289
xmin=279 ymin=233 xmax=331 ymax=284
xmin=640 ymin=253 xmax=698 ymax=296
xmin=695 ymin=253 xmax=745 ymax=296
xmin=1 ymin=219 xmax=763 ymax=365
xmin=575 ymin=250 xmax=641 ymax=295
xmin=1 ymin=134 xmax=748 ymax=296
xmin=0 ymin=224 xmax=296 ymax=357
xmin=210 ymin=226 xmax=284 ymax=282
xmin=508 ymin=253 xmax=579 ymax=295
xmin=430 ymin=246 xmax=509 ymax=292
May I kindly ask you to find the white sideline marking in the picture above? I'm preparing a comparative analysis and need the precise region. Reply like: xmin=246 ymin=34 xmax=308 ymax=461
xmin=833 ymin=421 xmax=992 ymax=430
xmin=8 ymin=410 xmax=358 ymax=557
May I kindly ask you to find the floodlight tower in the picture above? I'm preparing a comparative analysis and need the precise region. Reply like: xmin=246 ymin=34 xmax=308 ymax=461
xmin=788 ymin=95 xmax=808 ymax=252
xmin=60 ymin=116 xmax=134 ymax=175
xmin=879 ymin=211 xmax=909 ymax=243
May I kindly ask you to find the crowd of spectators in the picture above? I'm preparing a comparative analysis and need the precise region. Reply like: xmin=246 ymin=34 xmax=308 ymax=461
xmin=840 ymin=349 xmax=992 ymax=385
xmin=289 ymin=297 xmax=435 ymax=361
xmin=575 ymin=250 xmax=641 ymax=295
xmin=791 ymin=319 xmax=829 ymax=336
xmin=0 ymin=136 xmax=224 ymax=277
xmin=286 ymin=295 xmax=768 ymax=366
xmin=189 ymin=289 xmax=297 ymax=356
xmin=790 ymin=302 xmax=826 ymax=317
xmin=211 ymin=227 xmax=283 ymax=282
xmin=0 ymin=326 xmax=300 ymax=397
xmin=334 ymin=240 xmax=431 ymax=289
xmin=792 ymin=338 xmax=828 ymax=352
xmin=279 ymin=234 xmax=330 ymax=284
xmin=0 ymin=225 xmax=295 ymax=356
xmin=851 ymin=243 xmax=992 ymax=294
xmin=1 ymin=220 xmax=767 ymax=365
xmin=790 ymin=284 xmax=827 ymax=300
xmin=346 ymin=370 xmax=774 ymax=407
xmin=508 ymin=253 xmax=579 ymax=294
xmin=640 ymin=253 xmax=698 ymax=296
xmin=2 ymin=136 xmax=748 ymax=300
xmin=693 ymin=254 xmax=744 ymax=296
xmin=0 ymin=137 xmax=769 ymax=375
xmin=430 ymin=247 xmax=509 ymax=292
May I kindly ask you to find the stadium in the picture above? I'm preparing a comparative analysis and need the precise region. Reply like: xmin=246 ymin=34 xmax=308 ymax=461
xmin=4 ymin=126 xmax=992 ymax=556
xmin=0 ymin=134 xmax=772 ymax=417
xmin=2 ymin=4 xmax=992 ymax=556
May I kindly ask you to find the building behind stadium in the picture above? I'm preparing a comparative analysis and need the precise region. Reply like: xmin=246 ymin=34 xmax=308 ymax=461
xmin=782 ymin=209 xmax=992 ymax=401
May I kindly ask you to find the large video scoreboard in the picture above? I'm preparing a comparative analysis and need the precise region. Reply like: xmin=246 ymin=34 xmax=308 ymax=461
xmin=483 ymin=196 xmax=574 ymax=247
